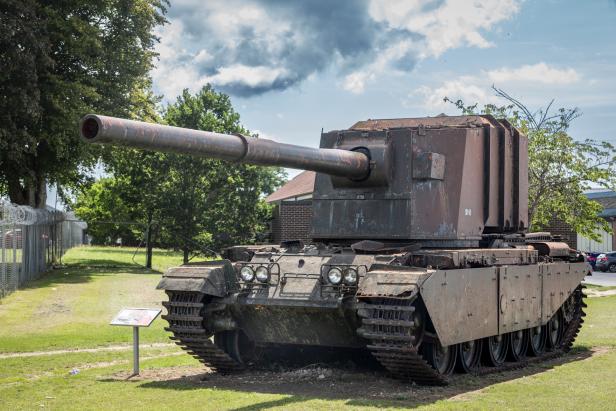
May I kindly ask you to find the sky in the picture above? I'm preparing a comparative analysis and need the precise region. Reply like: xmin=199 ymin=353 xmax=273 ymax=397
xmin=48 ymin=0 xmax=616 ymax=208
xmin=149 ymin=0 xmax=616 ymax=174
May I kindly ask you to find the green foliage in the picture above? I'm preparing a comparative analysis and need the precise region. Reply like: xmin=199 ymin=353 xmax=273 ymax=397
xmin=73 ymin=179 xmax=141 ymax=245
xmin=0 ymin=0 xmax=167 ymax=207
xmin=159 ymin=86 xmax=284 ymax=255
xmin=446 ymin=87 xmax=616 ymax=238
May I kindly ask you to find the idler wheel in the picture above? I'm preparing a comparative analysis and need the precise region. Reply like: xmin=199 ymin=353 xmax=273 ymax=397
xmin=482 ymin=334 xmax=508 ymax=366
xmin=507 ymin=330 xmax=528 ymax=361
xmin=456 ymin=339 xmax=482 ymax=373
xmin=423 ymin=342 xmax=457 ymax=376
xmin=546 ymin=311 xmax=564 ymax=349
xmin=527 ymin=326 xmax=547 ymax=356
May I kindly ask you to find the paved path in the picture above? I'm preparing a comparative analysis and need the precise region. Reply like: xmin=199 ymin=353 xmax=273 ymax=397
xmin=584 ymin=271 xmax=616 ymax=287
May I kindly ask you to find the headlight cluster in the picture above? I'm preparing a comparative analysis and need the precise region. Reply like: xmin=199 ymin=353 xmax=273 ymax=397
xmin=239 ymin=265 xmax=270 ymax=283
xmin=327 ymin=266 xmax=358 ymax=286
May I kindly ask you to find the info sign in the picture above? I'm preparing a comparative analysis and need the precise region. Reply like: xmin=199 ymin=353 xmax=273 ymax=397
xmin=110 ymin=308 xmax=161 ymax=376
xmin=110 ymin=308 xmax=161 ymax=327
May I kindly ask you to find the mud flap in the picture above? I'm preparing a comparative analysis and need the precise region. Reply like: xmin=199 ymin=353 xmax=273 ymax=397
xmin=357 ymin=264 xmax=433 ymax=298
xmin=156 ymin=260 xmax=238 ymax=297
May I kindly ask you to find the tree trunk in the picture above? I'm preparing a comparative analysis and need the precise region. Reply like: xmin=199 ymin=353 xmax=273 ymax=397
xmin=183 ymin=247 xmax=189 ymax=265
xmin=7 ymin=171 xmax=47 ymax=208
xmin=145 ymin=215 xmax=153 ymax=269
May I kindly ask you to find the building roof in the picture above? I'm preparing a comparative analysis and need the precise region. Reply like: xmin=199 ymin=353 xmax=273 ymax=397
xmin=586 ymin=190 xmax=616 ymax=199
xmin=265 ymin=171 xmax=316 ymax=203
xmin=586 ymin=190 xmax=616 ymax=211
xmin=599 ymin=208 xmax=616 ymax=218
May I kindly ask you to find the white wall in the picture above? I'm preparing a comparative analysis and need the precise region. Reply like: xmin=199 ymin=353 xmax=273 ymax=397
xmin=577 ymin=229 xmax=613 ymax=253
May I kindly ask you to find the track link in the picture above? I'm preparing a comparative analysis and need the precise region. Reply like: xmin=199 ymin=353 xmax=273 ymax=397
xmin=560 ymin=285 xmax=586 ymax=353
xmin=162 ymin=291 xmax=243 ymax=373
xmin=357 ymin=297 xmax=447 ymax=385
xmin=357 ymin=285 xmax=586 ymax=385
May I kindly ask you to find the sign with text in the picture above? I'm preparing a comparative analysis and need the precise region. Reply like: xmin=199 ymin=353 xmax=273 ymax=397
xmin=110 ymin=308 xmax=161 ymax=327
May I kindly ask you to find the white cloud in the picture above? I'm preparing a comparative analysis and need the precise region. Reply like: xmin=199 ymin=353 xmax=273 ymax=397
xmin=342 ymin=70 xmax=374 ymax=94
xmin=413 ymin=63 xmax=581 ymax=111
xmin=152 ymin=0 xmax=523 ymax=98
xmin=205 ymin=65 xmax=290 ymax=89
xmin=487 ymin=63 xmax=580 ymax=85
xmin=413 ymin=78 xmax=497 ymax=110
xmin=368 ymin=0 xmax=521 ymax=58
xmin=342 ymin=39 xmax=415 ymax=94
xmin=341 ymin=0 xmax=521 ymax=93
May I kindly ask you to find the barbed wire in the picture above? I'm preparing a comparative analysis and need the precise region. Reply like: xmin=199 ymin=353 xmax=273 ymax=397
xmin=0 ymin=200 xmax=67 ymax=226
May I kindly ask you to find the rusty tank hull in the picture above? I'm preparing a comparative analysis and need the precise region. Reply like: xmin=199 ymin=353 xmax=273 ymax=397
xmin=80 ymin=114 xmax=589 ymax=384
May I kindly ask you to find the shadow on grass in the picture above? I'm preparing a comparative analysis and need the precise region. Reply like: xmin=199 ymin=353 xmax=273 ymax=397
xmin=136 ymin=347 xmax=593 ymax=410
xmin=19 ymin=265 xmax=160 ymax=290
xmin=67 ymin=247 xmax=181 ymax=256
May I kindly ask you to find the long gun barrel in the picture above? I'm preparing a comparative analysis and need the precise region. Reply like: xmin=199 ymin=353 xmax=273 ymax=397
xmin=80 ymin=114 xmax=370 ymax=179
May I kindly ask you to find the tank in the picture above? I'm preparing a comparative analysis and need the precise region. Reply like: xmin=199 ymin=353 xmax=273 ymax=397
xmin=80 ymin=113 xmax=589 ymax=384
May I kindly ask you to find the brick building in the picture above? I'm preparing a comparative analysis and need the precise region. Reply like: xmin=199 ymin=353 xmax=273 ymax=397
xmin=267 ymin=173 xmax=615 ymax=253
xmin=265 ymin=171 xmax=315 ymax=244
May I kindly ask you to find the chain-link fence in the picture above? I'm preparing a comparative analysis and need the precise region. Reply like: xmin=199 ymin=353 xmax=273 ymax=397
xmin=0 ymin=201 xmax=87 ymax=298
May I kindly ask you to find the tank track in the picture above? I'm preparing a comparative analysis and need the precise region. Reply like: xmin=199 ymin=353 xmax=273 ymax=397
xmin=161 ymin=290 xmax=243 ymax=372
xmin=357 ymin=285 xmax=586 ymax=385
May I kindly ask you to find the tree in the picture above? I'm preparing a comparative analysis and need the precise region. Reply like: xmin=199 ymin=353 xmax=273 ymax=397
xmin=159 ymin=86 xmax=284 ymax=263
xmin=446 ymin=87 xmax=616 ymax=239
xmin=0 ymin=0 xmax=167 ymax=207
xmin=100 ymin=84 xmax=166 ymax=267
xmin=73 ymin=178 xmax=141 ymax=245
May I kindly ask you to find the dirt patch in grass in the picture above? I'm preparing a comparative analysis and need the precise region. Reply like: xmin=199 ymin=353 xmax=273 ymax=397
xmin=585 ymin=288 xmax=616 ymax=298
xmin=0 ymin=343 xmax=174 ymax=359
xmin=110 ymin=365 xmax=209 ymax=381
xmin=132 ymin=347 xmax=608 ymax=404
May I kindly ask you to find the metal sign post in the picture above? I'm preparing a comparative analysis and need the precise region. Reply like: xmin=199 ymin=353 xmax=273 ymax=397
xmin=133 ymin=326 xmax=139 ymax=375
xmin=110 ymin=308 xmax=161 ymax=376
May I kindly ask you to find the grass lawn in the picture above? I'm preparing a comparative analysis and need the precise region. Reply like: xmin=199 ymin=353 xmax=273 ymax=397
xmin=60 ymin=245 xmax=207 ymax=272
xmin=584 ymin=283 xmax=616 ymax=292
xmin=1 ymin=246 xmax=616 ymax=410
xmin=0 ymin=246 xmax=181 ymax=353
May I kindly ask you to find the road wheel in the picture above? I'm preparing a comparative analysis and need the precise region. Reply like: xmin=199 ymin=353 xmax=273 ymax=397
xmin=609 ymin=263 xmax=616 ymax=273
xmin=547 ymin=311 xmax=564 ymax=349
xmin=527 ymin=326 xmax=547 ymax=356
xmin=456 ymin=339 xmax=482 ymax=373
xmin=482 ymin=334 xmax=508 ymax=366
xmin=508 ymin=330 xmax=528 ymax=362
xmin=423 ymin=342 xmax=457 ymax=376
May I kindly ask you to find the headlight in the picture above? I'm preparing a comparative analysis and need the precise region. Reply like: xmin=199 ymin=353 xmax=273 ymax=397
xmin=255 ymin=266 xmax=269 ymax=283
xmin=240 ymin=266 xmax=255 ymax=282
xmin=343 ymin=268 xmax=358 ymax=285
xmin=327 ymin=267 xmax=343 ymax=285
